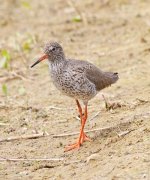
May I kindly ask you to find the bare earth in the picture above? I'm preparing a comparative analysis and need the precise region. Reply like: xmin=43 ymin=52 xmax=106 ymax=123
xmin=0 ymin=0 xmax=150 ymax=179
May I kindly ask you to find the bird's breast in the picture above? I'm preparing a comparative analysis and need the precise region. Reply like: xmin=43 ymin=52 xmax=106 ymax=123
xmin=50 ymin=68 xmax=97 ymax=101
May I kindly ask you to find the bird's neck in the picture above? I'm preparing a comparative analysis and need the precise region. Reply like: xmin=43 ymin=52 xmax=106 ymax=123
xmin=48 ymin=55 xmax=66 ymax=73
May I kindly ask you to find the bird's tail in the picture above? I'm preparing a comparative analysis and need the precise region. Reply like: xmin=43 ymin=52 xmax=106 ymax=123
xmin=104 ymin=72 xmax=119 ymax=85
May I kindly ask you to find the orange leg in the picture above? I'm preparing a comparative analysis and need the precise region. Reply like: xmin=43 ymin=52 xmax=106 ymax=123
xmin=76 ymin=99 xmax=83 ymax=121
xmin=76 ymin=100 xmax=91 ymax=144
xmin=65 ymin=101 xmax=91 ymax=152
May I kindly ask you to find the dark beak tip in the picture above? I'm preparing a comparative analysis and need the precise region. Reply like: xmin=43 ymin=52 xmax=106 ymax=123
xmin=30 ymin=60 xmax=40 ymax=68
xmin=30 ymin=64 xmax=35 ymax=68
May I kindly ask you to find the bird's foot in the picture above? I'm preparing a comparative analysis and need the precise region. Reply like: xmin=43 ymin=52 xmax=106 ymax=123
xmin=80 ymin=132 xmax=92 ymax=144
xmin=64 ymin=142 xmax=80 ymax=152
xmin=64 ymin=132 xmax=91 ymax=152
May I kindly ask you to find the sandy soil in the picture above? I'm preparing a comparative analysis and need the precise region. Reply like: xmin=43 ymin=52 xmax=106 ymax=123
xmin=0 ymin=0 xmax=150 ymax=179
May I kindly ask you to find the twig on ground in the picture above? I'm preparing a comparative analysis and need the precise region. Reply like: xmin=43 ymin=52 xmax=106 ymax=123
xmin=53 ymin=126 xmax=114 ymax=138
xmin=11 ymin=71 xmax=31 ymax=82
xmin=55 ymin=119 xmax=68 ymax=123
xmin=102 ymin=94 xmax=109 ymax=110
xmin=63 ymin=160 xmax=81 ymax=165
xmin=0 ymin=123 xmax=9 ymax=126
xmin=0 ymin=157 xmax=81 ymax=166
xmin=75 ymin=116 xmax=80 ymax=121
xmin=0 ymin=76 xmax=17 ymax=83
xmin=86 ymin=153 xmax=100 ymax=163
xmin=116 ymin=130 xmax=133 ymax=137
xmin=0 ymin=71 xmax=31 ymax=83
xmin=102 ymin=94 xmax=122 ymax=110
xmin=46 ymin=106 xmax=73 ymax=111
xmin=89 ymin=111 xmax=101 ymax=121
xmin=0 ymin=157 xmax=64 ymax=162
xmin=0 ymin=133 xmax=48 ymax=143
xmin=53 ymin=112 xmax=149 ymax=138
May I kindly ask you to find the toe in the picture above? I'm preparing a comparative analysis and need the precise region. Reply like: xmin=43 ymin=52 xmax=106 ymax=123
xmin=64 ymin=142 xmax=80 ymax=152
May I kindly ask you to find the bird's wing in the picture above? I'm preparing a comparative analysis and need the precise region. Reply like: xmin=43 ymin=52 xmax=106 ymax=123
xmin=85 ymin=65 xmax=118 ymax=91
xmin=66 ymin=59 xmax=118 ymax=91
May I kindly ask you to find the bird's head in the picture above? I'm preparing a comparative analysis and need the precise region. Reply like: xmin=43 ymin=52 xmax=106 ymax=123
xmin=31 ymin=41 xmax=65 ymax=68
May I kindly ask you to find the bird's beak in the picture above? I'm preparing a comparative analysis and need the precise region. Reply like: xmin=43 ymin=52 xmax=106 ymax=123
xmin=30 ymin=54 xmax=48 ymax=68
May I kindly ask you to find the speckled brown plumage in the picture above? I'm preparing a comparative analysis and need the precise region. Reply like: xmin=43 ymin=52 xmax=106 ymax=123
xmin=31 ymin=41 xmax=119 ymax=151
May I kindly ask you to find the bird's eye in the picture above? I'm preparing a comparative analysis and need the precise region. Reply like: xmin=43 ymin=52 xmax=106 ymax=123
xmin=49 ymin=46 xmax=56 ymax=52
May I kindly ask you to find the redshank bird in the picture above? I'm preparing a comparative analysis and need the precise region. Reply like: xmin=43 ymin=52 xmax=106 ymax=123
xmin=31 ymin=42 xmax=118 ymax=151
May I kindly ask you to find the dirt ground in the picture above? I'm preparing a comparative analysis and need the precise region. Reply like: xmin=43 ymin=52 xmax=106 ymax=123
xmin=0 ymin=0 xmax=150 ymax=179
